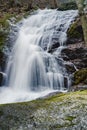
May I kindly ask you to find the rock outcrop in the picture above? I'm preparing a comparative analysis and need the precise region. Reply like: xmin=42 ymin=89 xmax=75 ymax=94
xmin=0 ymin=72 xmax=6 ymax=86
xmin=0 ymin=90 xmax=87 ymax=130
xmin=61 ymin=17 xmax=87 ymax=90
xmin=0 ymin=51 xmax=6 ymax=71
xmin=61 ymin=44 xmax=87 ymax=70
xmin=0 ymin=0 xmax=77 ymax=12
xmin=67 ymin=18 xmax=84 ymax=44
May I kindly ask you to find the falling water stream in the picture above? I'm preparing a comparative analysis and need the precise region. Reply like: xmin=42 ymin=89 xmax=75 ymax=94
xmin=0 ymin=9 xmax=78 ymax=104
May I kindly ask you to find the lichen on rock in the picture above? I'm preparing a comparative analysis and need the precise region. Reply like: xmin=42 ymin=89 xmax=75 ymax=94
xmin=0 ymin=90 xmax=87 ymax=129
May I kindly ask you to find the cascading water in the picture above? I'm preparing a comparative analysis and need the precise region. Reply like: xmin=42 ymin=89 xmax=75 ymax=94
xmin=0 ymin=9 xmax=78 ymax=104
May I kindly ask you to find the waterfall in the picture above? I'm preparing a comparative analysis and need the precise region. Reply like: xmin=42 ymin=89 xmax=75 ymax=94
xmin=0 ymin=9 xmax=78 ymax=104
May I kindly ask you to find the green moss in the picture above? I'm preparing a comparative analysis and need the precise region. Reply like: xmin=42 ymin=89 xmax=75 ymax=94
xmin=50 ymin=122 xmax=75 ymax=129
xmin=74 ymin=68 xmax=87 ymax=85
xmin=0 ymin=11 xmax=32 ymax=51
xmin=0 ymin=30 xmax=8 ymax=50
xmin=0 ymin=12 xmax=26 ymax=28
xmin=0 ymin=13 xmax=15 ymax=28
xmin=45 ymin=93 xmax=66 ymax=102
xmin=65 ymin=116 xmax=76 ymax=122
xmin=0 ymin=13 xmax=16 ymax=50
xmin=67 ymin=20 xmax=83 ymax=39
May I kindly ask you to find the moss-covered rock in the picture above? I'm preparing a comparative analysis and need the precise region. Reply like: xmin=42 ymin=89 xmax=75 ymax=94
xmin=67 ymin=19 xmax=84 ymax=44
xmin=0 ymin=13 xmax=13 ymax=28
xmin=0 ymin=15 xmax=20 ymax=72
xmin=0 ymin=90 xmax=87 ymax=129
xmin=0 ymin=13 xmax=17 ymax=52
xmin=0 ymin=30 xmax=8 ymax=51
xmin=74 ymin=68 xmax=87 ymax=85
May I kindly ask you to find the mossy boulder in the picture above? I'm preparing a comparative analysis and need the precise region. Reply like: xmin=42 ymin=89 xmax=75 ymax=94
xmin=0 ymin=13 xmax=17 ymax=52
xmin=0 ymin=90 xmax=87 ymax=129
xmin=0 ymin=30 xmax=8 ymax=51
xmin=0 ymin=13 xmax=16 ymax=28
xmin=67 ymin=19 xmax=84 ymax=44
xmin=74 ymin=68 xmax=87 ymax=85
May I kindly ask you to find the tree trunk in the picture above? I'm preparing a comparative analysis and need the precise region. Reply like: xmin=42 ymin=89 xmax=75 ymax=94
xmin=76 ymin=0 xmax=87 ymax=45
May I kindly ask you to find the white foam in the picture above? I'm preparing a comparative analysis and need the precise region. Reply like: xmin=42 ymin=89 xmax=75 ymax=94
xmin=0 ymin=9 xmax=78 ymax=104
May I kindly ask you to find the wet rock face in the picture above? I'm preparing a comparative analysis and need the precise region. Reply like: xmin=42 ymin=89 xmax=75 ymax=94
xmin=0 ymin=72 xmax=5 ymax=86
xmin=0 ymin=73 xmax=3 ymax=86
xmin=64 ymin=76 xmax=68 ymax=88
xmin=0 ymin=51 xmax=7 ymax=86
xmin=48 ymin=42 xmax=60 ymax=53
xmin=74 ymin=68 xmax=87 ymax=85
xmin=0 ymin=51 xmax=6 ymax=71
xmin=71 ymin=85 xmax=87 ymax=91
xmin=67 ymin=19 xmax=84 ymax=45
xmin=61 ymin=46 xmax=87 ymax=70
xmin=64 ymin=62 xmax=76 ymax=74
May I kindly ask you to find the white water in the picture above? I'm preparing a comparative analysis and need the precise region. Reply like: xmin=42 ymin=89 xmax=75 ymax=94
xmin=0 ymin=9 xmax=78 ymax=104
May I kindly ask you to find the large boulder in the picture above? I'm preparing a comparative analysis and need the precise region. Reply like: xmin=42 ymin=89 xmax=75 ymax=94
xmin=64 ymin=62 xmax=76 ymax=74
xmin=61 ymin=45 xmax=87 ymax=70
xmin=0 ymin=90 xmax=87 ymax=130
xmin=67 ymin=19 xmax=84 ymax=45
xmin=74 ymin=68 xmax=87 ymax=85
xmin=0 ymin=51 xmax=6 ymax=71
